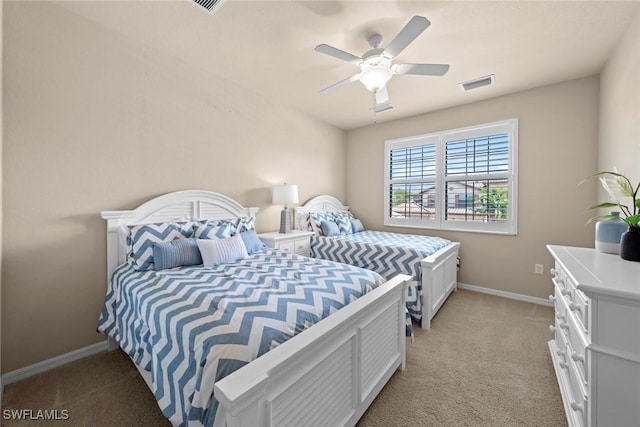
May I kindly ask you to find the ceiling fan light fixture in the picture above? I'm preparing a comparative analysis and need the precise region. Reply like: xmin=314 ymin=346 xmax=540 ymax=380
xmin=359 ymin=65 xmax=393 ymax=92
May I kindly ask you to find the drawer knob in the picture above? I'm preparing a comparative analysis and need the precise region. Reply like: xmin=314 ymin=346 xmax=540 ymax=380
xmin=549 ymin=325 xmax=556 ymax=333
xmin=569 ymin=303 xmax=582 ymax=314
xmin=559 ymin=322 xmax=569 ymax=331
xmin=550 ymin=268 xmax=557 ymax=276
xmin=571 ymin=352 xmax=585 ymax=363
xmin=570 ymin=401 xmax=584 ymax=413
xmin=548 ymin=295 xmax=556 ymax=302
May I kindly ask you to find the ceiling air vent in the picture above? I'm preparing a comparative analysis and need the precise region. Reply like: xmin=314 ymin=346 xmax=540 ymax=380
xmin=460 ymin=74 xmax=495 ymax=91
xmin=191 ymin=0 xmax=225 ymax=14
xmin=370 ymin=103 xmax=395 ymax=113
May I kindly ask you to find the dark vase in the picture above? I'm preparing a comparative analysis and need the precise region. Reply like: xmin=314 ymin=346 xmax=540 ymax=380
xmin=620 ymin=227 xmax=640 ymax=262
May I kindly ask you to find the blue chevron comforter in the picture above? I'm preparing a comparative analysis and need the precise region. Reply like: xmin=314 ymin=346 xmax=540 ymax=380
xmin=311 ymin=231 xmax=451 ymax=323
xmin=97 ymin=249 xmax=385 ymax=427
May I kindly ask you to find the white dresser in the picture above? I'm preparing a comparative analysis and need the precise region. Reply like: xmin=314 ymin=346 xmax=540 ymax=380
xmin=258 ymin=230 xmax=313 ymax=257
xmin=547 ymin=245 xmax=640 ymax=427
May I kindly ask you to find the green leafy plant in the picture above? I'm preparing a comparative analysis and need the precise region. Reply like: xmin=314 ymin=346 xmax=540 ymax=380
xmin=584 ymin=169 xmax=640 ymax=231
xmin=477 ymin=186 xmax=509 ymax=222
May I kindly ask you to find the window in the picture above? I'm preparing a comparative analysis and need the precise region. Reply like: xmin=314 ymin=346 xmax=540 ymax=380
xmin=384 ymin=119 xmax=518 ymax=234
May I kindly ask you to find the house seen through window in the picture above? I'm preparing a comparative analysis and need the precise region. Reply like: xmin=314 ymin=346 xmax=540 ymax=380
xmin=384 ymin=119 xmax=518 ymax=235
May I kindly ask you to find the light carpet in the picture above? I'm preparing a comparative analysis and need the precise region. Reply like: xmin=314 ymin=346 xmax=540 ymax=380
xmin=2 ymin=289 xmax=566 ymax=426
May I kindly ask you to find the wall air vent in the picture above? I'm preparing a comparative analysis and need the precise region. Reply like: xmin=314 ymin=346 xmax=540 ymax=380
xmin=191 ymin=0 xmax=225 ymax=14
xmin=459 ymin=74 xmax=495 ymax=91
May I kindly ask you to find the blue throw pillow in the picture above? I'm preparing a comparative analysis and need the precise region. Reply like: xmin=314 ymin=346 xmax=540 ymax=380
xmin=240 ymin=229 xmax=265 ymax=254
xmin=351 ymin=218 xmax=365 ymax=233
xmin=152 ymin=238 xmax=202 ymax=270
xmin=320 ymin=220 xmax=340 ymax=236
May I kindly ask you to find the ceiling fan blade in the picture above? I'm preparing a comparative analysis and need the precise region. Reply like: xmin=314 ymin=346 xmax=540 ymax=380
xmin=394 ymin=63 xmax=450 ymax=76
xmin=314 ymin=44 xmax=362 ymax=64
xmin=375 ymin=85 xmax=389 ymax=104
xmin=384 ymin=16 xmax=431 ymax=58
xmin=319 ymin=73 xmax=361 ymax=95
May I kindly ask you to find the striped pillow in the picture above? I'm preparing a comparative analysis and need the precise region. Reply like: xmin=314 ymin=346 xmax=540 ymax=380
xmin=152 ymin=238 xmax=202 ymax=270
xmin=127 ymin=221 xmax=196 ymax=271
xmin=197 ymin=235 xmax=249 ymax=267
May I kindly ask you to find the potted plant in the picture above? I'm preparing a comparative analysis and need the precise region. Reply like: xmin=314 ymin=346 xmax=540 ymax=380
xmin=585 ymin=169 xmax=640 ymax=261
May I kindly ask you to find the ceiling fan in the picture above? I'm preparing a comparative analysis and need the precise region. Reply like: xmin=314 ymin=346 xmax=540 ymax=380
xmin=315 ymin=16 xmax=449 ymax=110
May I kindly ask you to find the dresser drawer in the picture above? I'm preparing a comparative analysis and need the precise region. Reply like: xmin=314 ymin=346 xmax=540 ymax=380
xmin=565 ymin=304 xmax=589 ymax=387
xmin=566 ymin=356 xmax=588 ymax=427
xmin=569 ymin=288 xmax=589 ymax=336
xmin=278 ymin=241 xmax=295 ymax=253
xmin=552 ymin=263 xmax=572 ymax=297
xmin=293 ymin=238 xmax=310 ymax=256
xmin=553 ymin=262 xmax=589 ymax=336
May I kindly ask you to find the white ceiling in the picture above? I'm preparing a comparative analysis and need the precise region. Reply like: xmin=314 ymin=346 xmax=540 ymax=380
xmin=55 ymin=0 xmax=640 ymax=130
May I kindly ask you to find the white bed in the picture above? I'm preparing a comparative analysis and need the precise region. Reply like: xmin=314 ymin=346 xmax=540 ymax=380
xmin=100 ymin=190 xmax=409 ymax=427
xmin=295 ymin=194 xmax=460 ymax=330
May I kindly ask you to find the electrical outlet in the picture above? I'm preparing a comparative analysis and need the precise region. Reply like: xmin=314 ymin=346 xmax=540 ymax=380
xmin=534 ymin=264 xmax=544 ymax=275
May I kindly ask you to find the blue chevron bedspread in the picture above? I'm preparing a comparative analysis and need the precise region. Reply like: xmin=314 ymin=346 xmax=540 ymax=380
xmin=97 ymin=250 xmax=386 ymax=427
xmin=310 ymin=231 xmax=451 ymax=323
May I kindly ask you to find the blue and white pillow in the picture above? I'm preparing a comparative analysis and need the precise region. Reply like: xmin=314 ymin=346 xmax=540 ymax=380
xmin=332 ymin=212 xmax=354 ymax=234
xmin=310 ymin=212 xmax=334 ymax=235
xmin=127 ymin=221 xmax=196 ymax=271
xmin=237 ymin=217 xmax=255 ymax=233
xmin=193 ymin=219 xmax=236 ymax=240
xmin=197 ymin=235 xmax=249 ymax=267
xmin=152 ymin=238 xmax=202 ymax=270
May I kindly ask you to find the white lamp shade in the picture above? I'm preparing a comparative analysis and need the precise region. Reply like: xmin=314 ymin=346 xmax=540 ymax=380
xmin=272 ymin=184 xmax=299 ymax=205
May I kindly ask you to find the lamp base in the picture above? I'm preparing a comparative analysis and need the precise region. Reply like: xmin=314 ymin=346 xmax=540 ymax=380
xmin=279 ymin=209 xmax=292 ymax=234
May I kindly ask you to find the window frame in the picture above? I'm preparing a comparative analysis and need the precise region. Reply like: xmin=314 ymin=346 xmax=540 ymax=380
xmin=383 ymin=119 xmax=518 ymax=235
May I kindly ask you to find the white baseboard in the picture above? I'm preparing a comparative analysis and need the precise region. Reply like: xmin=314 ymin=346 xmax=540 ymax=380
xmin=2 ymin=340 xmax=109 ymax=386
xmin=457 ymin=282 xmax=553 ymax=307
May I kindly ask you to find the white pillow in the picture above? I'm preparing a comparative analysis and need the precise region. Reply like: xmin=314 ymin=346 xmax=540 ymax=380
xmin=196 ymin=235 xmax=249 ymax=267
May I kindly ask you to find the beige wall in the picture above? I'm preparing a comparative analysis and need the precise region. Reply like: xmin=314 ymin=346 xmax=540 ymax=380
xmin=599 ymin=9 xmax=640 ymax=190
xmin=346 ymin=76 xmax=600 ymax=299
xmin=2 ymin=1 xmax=346 ymax=372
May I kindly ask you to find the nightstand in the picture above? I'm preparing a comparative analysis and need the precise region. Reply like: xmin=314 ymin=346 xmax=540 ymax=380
xmin=258 ymin=230 xmax=314 ymax=257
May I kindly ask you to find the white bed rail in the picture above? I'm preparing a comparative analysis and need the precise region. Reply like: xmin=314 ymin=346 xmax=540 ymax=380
xmin=214 ymin=274 xmax=410 ymax=427
xmin=420 ymin=242 xmax=460 ymax=329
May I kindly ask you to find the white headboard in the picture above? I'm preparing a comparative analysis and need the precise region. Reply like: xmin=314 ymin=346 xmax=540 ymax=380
xmin=101 ymin=190 xmax=259 ymax=284
xmin=294 ymin=195 xmax=350 ymax=231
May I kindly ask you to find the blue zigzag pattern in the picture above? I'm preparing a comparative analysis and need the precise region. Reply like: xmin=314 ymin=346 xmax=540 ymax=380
xmin=193 ymin=219 xmax=237 ymax=240
xmin=97 ymin=250 xmax=384 ymax=427
xmin=310 ymin=230 xmax=450 ymax=323
xmin=127 ymin=222 xmax=197 ymax=271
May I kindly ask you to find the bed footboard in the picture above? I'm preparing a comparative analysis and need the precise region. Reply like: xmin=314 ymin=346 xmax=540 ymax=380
xmin=214 ymin=274 xmax=410 ymax=427
xmin=420 ymin=242 xmax=460 ymax=329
